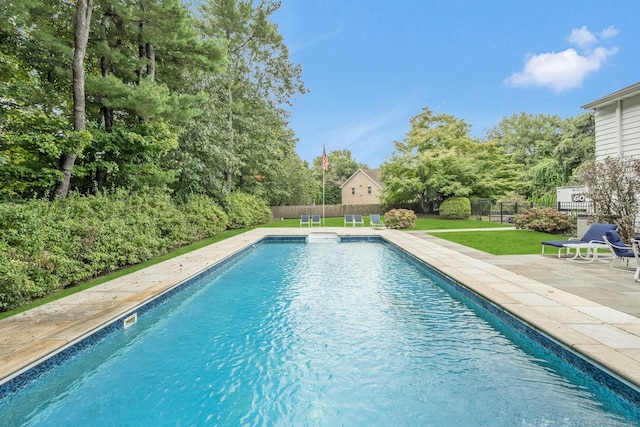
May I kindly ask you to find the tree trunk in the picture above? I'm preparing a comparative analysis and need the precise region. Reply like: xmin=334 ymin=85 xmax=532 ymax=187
xmin=226 ymin=83 xmax=234 ymax=193
xmin=146 ymin=42 xmax=155 ymax=81
xmin=53 ymin=0 xmax=92 ymax=200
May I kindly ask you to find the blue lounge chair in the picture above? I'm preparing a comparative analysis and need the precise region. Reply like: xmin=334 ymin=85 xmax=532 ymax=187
xmin=369 ymin=214 xmax=384 ymax=228
xmin=541 ymin=223 xmax=618 ymax=258
xmin=344 ymin=214 xmax=354 ymax=227
xmin=603 ymin=230 xmax=638 ymax=273
xmin=633 ymin=240 xmax=640 ymax=282
xmin=353 ymin=214 xmax=364 ymax=226
xmin=300 ymin=214 xmax=310 ymax=227
xmin=311 ymin=214 xmax=321 ymax=226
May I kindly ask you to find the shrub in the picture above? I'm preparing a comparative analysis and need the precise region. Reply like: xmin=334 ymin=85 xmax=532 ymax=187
xmin=514 ymin=207 xmax=573 ymax=234
xmin=179 ymin=195 xmax=229 ymax=240
xmin=383 ymin=209 xmax=417 ymax=229
xmin=0 ymin=189 xmax=237 ymax=311
xmin=439 ymin=197 xmax=471 ymax=219
xmin=225 ymin=192 xmax=271 ymax=229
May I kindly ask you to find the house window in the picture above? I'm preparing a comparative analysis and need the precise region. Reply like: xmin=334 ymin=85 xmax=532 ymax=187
xmin=367 ymin=186 xmax=372 ymax=194
xmin=351 ymin=187 xmax=355 ymax=195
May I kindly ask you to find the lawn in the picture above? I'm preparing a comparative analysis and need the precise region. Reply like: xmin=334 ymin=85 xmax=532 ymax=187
xmin=428 ymin=230 xmax=559 ymax=255
xmin=265 ymin=216 xmax=514 ymax=229
xmin=266 ymin=215 xmax=555 ymax=255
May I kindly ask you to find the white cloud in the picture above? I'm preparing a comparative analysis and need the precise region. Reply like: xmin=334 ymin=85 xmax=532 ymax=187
xmin=600 ymin=25 xmax=619 ymax=39
xmin=505 ymin=26 xmax=619 ymax=93
xmin=568 ymin=25 xmax=597 ymax=49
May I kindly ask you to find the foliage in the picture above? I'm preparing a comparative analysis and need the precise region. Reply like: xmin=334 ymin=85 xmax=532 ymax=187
xmin=496 ymin=192 xmax=528 ymax=206
xmin=514 ymin=207 xmax=573 ymax=234
xmin=487 ymin=112 xmax=595 ymax=199
xmin=0 ymin=0 xmax=309 ymax=204
xmin=180 ymin=194 xmax=229 ymax=241
xmin=439 ymin=197 xmax=471 ymax=219
xmin=310 ymin=149 xmax=365 ymax=205
xmin=383 ymin=209 xmax=417 ymax=229
xmin=0 ymin=190 xmax=230 ymax=311
xmin=259 ymin=155 xmax=317 ymax=206
xmin=381 ymin=107 xmax=518 ymax=213
xmin=224 ymin=192 xmax=272 ymax=229
xmin=494 ymin=192 xmax=532 ymax=214
xmin=575 ymin=157 xmax=640 ymax=241
xmin=193 ymin=0 xmax=307 ymax=197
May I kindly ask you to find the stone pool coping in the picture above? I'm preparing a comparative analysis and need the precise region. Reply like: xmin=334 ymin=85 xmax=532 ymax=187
xmin=1 ymin=227 xmax=640 ymax=393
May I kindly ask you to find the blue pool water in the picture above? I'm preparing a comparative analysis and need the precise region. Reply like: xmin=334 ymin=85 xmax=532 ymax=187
xmin=1 ymin=240 xmax=639 ymax=425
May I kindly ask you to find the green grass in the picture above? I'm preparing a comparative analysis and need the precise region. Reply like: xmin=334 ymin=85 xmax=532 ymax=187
xmin=266 ymin=216 xmax=514 ymax=229
xmin=428 ymin=230 xmax=560 ymax=255
xmin=408 ymin=217 xmax=513 ymax=230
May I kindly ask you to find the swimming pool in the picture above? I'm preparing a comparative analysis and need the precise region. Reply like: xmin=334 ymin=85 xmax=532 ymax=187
xmin=1 ymin=239 xmax=639 ymax=425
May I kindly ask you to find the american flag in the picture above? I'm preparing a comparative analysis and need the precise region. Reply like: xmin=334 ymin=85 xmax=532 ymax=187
xmin=322 ymin=145 xmax=329 ymax=170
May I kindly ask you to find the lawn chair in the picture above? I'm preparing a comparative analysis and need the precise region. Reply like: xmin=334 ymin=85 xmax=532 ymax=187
xmin=311 ymin=214 xmax=321 ymax=226
xmin=541 ymin=223 xmax=618 ymax=258
xmin=353 ymin=214 xmax=364 ymax=226
xmin=369 ymin=214 xmax=384 ymax=228
xmin=344 ymin=214 xmax=354 ymax=227
xmin=633 ymin=240 xmax=640 ymax=282
xmin=300 ymin=214 xmax=310 ymax=227
xmin=603 ymin=230 xmax=638 ymax=273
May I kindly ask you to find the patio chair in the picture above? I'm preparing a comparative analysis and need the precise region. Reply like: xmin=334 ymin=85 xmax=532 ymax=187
xmin=632 ymin=240 xmax=640 ymax=282
xmin=311 ymin=214 xmax=321 ymax=226
xmin=541 ymin=223 xmax=618 ymax=258
xmin=369 ymin=214 xmax=384 ymax=228
xmin=344 ymin=214 xmax=354 ymax=227
xmin=353 ymin=214 xmax=364 ymax=226
xmin=300 ymin=214 xmax=310 ymax=227
xmin=603 ymin=230 xmax=638 ymax=273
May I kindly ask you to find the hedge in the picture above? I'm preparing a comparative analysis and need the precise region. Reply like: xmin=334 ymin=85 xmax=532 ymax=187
xmin=0 ymin=189 xmax=262 ymax=311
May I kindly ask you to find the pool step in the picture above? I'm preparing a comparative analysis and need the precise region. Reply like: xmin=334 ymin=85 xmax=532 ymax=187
xmin=306 ymin=233 xmax=340 ymax=243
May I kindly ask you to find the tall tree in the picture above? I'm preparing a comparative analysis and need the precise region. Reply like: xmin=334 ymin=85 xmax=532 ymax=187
xmin=486 ymin=112 xmax=594 ymax=199
xmin=78 ymin=0 xmax=216 ymax=192
xmin=0 ymin=0 xmax=79 ymax=199
xmin=196 ymin=0 xmax=306 ymax=194
xmin=53 ymin=0 xmax=93 ymax=199
xmin=381 ymin=108 xmax=517 ymax=212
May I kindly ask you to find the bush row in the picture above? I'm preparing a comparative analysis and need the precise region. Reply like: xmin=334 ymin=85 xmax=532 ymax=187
xmin=0 ymin=190 xmax=270 ymax=311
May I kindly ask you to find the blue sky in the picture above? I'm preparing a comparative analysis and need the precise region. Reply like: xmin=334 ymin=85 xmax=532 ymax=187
xmin=271 ymin=0 xmax=640 ymax=168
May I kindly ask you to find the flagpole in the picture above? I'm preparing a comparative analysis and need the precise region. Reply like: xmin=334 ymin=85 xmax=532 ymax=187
xmin=322 ymin=146 xmax=327 ymax=226
xmin=322 ymin=167 xmax=325 ymax=226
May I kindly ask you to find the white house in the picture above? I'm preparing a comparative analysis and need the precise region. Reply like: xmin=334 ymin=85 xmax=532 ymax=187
xmin=581 ymin=81 xmax=640 ymax=160
xmin=582 ymin=81 xmax=640 ymax=233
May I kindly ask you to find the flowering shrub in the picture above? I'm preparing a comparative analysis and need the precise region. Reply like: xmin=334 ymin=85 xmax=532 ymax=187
xmin=383 ymin=209 xmax=417 ymax=229
xmin=514 ymin=207 xmax=572 ymax=234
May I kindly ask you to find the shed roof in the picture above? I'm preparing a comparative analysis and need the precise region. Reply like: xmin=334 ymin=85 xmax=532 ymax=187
xmin=581 ymin=81 xmax=640 ymax=109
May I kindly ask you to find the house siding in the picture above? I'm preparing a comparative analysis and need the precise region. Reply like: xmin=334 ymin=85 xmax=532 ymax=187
xmin=341 ymin=171 xmax=382 ymax=205
xmin=594 ymin=104 xmax=618 ymax=160
xmin=621 ymin=96 xmax=640 ymax=158
xmin=590 ymin=88 xmax=640 ymax=161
